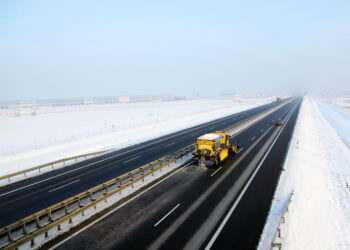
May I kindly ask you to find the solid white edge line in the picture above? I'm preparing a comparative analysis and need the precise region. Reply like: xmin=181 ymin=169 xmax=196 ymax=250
xmin=210 ymin=167 xmax=222 ymax=177
xmin=48 ymin=179 xmax=80 ymax=193
xmin=204 ymin=101 xmax=297 ymax=250
xmin=49 ymin=162 xmax=192 ymax=250
xmin=154 ymin=204 xmax=181 ymax=227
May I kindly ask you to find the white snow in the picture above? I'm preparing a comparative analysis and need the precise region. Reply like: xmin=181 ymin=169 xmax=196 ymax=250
xmin=197 ymin=133 xmax=222 ymax=141
xmin=258 ymin=96 xmax=350 ymax=250
xmin=0 ymin=97 xmax=275 ymax=177
xmin=318 ymin=102 xmax=350 ymax=150
xmin=318 ymin=95 xmax=350 ymax=114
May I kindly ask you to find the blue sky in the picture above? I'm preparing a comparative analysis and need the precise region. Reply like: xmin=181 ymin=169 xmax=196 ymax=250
xmin=1 ymin=0 xmax=350 ymax=100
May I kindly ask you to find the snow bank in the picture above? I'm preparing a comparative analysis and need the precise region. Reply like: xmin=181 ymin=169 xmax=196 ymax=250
xmin=0 ymin=98 xmax=274 ymax=176
xmin=258 ymin=97 xmax=350 ymax=250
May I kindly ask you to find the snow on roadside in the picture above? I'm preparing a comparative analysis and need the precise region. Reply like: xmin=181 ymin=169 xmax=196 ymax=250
xmin=0 ymin=98 xmax=273 ymax=176
xmin=258 ymin=97 xmax=350 ymax=250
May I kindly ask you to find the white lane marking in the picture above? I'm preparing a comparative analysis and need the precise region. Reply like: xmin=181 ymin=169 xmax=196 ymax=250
xmin=165 ymin=141 xmax=176 ymax=147
xmin=205 ymin=101 xmax=297 ymax=250
xmin=49 ymin=162 xmax=192 ymax=250
xmin=236 ymin=148 xmax=243 ymax=153
xmin=154 ymin=204 xmax=181 ymax=227
xmin=123 ymin=155 xmax=141 ymax=163
xmin=210 ymin=167 xmax=222 ymax=177
xmin=260 ymin=129 xmax=264 ymax=133
xmin=251 ymin=137 xmax=256 ymax=141
xmin=48 ymin=179 xmax=80 ymax=193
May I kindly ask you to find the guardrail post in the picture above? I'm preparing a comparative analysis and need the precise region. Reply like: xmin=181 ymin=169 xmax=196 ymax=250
xmin=64 ymin=204 xmax=68 ymax=215
xmin=48 ymin=210 xmax=53 ymax=222
xmin=31 ymin=238 xmax=35 ymax=247
xmin=78 ymin=198 xmax=82 ymax=207
xmin=35 ymin=216 xmax=40 ymax=227
xmin=271 ymin=242 xmax=282 ymax=250
xmin=22 ymin=222 xmax=28 ymax=234
xmin=8 ymin=228 xmax=13 ymax=242
xmin=89 ymin=193 xmax=94 ymax=202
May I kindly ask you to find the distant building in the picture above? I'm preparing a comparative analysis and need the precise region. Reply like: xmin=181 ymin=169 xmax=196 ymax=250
xmin=0 ymin=94 xmax=175 ymax=109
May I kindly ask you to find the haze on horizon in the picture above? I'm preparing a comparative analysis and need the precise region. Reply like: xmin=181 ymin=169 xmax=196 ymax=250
xmin=1 ymin=0 xmax=349 ymax=101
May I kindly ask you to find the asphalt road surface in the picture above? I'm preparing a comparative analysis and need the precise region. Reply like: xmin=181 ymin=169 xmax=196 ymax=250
xmin=0 ymin=99 xmax=289 ymax=228
xmin=51 ymin=97 xmax=301 ymax=250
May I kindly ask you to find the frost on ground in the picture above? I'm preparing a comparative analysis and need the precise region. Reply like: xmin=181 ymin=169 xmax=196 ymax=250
xmin=258 ymin=97 xmax=350 ymax=250
xmin=0 ymin=97 xmax=274 ymax=176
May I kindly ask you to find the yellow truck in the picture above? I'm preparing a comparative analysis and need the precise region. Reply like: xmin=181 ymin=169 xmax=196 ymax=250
xmin=193 ymin=131 xmax=238 ymax=167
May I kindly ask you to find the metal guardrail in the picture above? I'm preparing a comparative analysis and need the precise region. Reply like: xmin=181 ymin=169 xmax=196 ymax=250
xmin=270 ymin=191 xmax=294 ymax=250
xmin=0 ymin=150 xmax=111 ymax=187
xmin=0 ymin=100 xmax=289 ymax=249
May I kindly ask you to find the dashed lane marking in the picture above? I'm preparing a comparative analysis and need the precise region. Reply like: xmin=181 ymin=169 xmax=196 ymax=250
xmin=123 ymin=155 xmax=141 ymax=163
xmin=48 ymin=179 xmax=80 ymax=193
xmin=154 ymin=204 xmax=181 ymax=227
xmin=210 ymin=167 xmax=222 ymax=177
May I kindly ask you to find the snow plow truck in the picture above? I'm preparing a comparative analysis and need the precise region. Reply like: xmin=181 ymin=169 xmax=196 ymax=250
xmin=193 ymin=131 xmax=239 ymax=167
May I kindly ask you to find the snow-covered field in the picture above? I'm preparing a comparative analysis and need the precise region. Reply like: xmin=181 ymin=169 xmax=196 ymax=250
xmin=318 ymin=95 xmax=350 ymax=114
xmin=258 ymin=97 xmax=350 ymax=249
xmin=0 ymin=97 xmax=275 ymax=177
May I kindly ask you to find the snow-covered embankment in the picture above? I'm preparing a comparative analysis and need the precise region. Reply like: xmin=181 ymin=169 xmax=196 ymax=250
xmin=258 ymin=97 xmax=350 ymax=249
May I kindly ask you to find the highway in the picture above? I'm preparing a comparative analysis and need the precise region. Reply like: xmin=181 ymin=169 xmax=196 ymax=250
xmin=49 ymin=97 xmax=302 ymax=250
xmin=0 ymin=99 xmax=287 ymax=228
